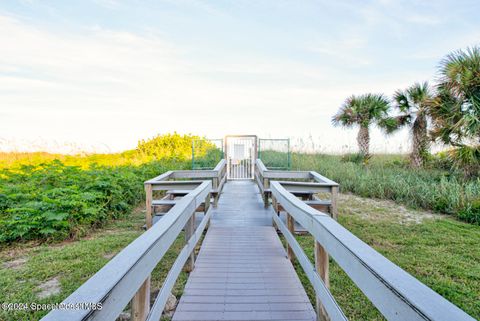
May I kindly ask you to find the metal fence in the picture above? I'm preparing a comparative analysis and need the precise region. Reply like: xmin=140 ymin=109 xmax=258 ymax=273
xmin=258 ymin=138 xmax=290 ymax=170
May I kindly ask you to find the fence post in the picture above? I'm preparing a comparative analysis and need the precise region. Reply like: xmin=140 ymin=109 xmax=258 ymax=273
xmin=145 ymin=183 xmax=153 ymax=229
xmin=315 ymin=241 xmax=330 ymax=321
xmin=212 ymin=175 xmax=219 ymax=208
xmin=131 ymin=277 xmax=150 ymax=321
xmin=184 ymin=212 xmax=196 ymax=272
xmin=131 ymin=183 xmax=153 ymax=321
xmin=330 ymin=186 xmax=338 ymax=220
xmin=205 ymin=194 xmax=211 ymax=230
xmin=263 ymin=178 xmax=269 ymax=207
xmin=286 ymin=213 xmax=295 ymax=261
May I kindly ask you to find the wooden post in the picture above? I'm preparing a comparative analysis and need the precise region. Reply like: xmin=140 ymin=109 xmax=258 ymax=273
xmin=204 ymin=194 xmax=211 ymax=214
xmin=315 ymin=241 xmax=330 ymax=321
xmin=263 ymin=178 xmax=269 ymax=207
xmin=272 ymin=195 xmax=279 ymax=214
xmin=205 ymin=194 xmax=211 ymax=230
xmin=213 ymin=177 xmax=219 ymax=208
xmin=271 ymin=196 xmax=278 ymax=227
xmin=184 ymin=212 xmax=195 ymax=272
xmin=330 ymin=186 xmax=338 ymax=221
xmin=145 ymin=183 xmax=153 ymax=229
xmin=131 ymin=277 xmax=150 ymax=321
xmin=286 ymin=213 xmax=295 ymax=261
xmin=130 ymin=184 xmax=153 ymax=321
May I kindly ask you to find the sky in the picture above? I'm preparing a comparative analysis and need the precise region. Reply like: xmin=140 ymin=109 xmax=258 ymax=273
xmin=1 ymin=0 xmax=479 ymax=154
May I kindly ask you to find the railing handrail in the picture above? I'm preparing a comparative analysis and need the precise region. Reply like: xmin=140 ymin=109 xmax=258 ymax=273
xmin=255 ymin=159 xmax=338 ymax=185
xmin=255 ymin=158 xmax=268 ymax=175
xmin=41 ymin=181 xmax=212 ymax=321
xmin=270 ymin=181 xmax=475 ymax=321
xmin=213 ymin=158 xmax=226 ymax=172
xmin=144 ymin=159 xmax=226 ymax=185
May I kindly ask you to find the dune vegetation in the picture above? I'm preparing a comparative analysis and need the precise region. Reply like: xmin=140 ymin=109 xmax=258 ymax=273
xmin=0 ymin=133 xmax=220 ymax=243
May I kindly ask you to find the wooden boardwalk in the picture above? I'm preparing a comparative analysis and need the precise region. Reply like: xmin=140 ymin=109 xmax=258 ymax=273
xmin=41 ymin=158 xmax=476 ymax=321
xmin=172 ymin=181 xmax=316 ymax=321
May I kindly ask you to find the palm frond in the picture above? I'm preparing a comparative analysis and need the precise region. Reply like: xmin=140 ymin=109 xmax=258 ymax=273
xmin=394 ymin=89 xmax=410 ymax=112
xmin=333 ymin=93 xmax=391 ymax=128
xmin=378 ymin=115 xmax=411 ymax=134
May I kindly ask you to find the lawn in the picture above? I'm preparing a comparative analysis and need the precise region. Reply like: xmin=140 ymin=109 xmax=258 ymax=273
xmin=0 ymin=204 xmax=190 ymax=321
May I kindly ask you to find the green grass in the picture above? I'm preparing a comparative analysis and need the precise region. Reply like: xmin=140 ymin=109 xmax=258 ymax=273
xmin=0 ymin=205 xmax=191 ymax=321
xmin=291 ymin=153 xmax=480 ymax=224
xmin=286 ymin=194 xmax=480 ymax=320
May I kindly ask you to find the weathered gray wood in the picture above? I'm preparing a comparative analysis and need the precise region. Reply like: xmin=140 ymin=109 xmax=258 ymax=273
xmin=144 ymin=171 xmax=174 ymax=184
xmin=263 ymin=170 xmax=311 ymax=179
xmin=40 ymin=181 xmax=211 ymax=321
xmin=131 ymin=278 xmax=150 ymax=321
xmin=151 ymin=181 xmax=203 ymax=191
xmin=255 ymin=158 xmax=268 ymax=175
xmin=309 ymin=171 xmax=339 ymax=186
xmin=166 ymin=190 xmax=190 ymax=197
xmin=213 ymin=174 xmax=226 ymax=207
xmin=315 ymin=242 xmax=330 ymax=321
xmin=272 ymin=213 xmax=346 ymax=321
xmin=146 ymin=161 xmax=226 ymax=209
xmin=306 ymin=200 xmax=332 ymax=206
xmin=152 ymin=199 xmax=177 ymax=206
xmin=146 ymin=208 xmax=212 ymax=321
xmin=171 ymin=170 xmax=217 ymax=179
xmin=213 ymin=159 xmax=226 ymax=172
xmin=184 ymin=212 xmax=196 ymax=272
xmin=330 ymin=186 xmax=338 ymax=220
xmin=135 ymin=182 xmax=154 ymax=321
xmin=145 ymin=184 xmax=153 ymax=229
xmin=286 ymin=213 xmax=295 ymax=261
xmin=270 ymin=181 xmax=475 ymax=321
xmin=255 ymin=159 xmax=338 ymax=213
xmin=279 ymin=181 xmax=333 ymax=193
xmin=276 ymin=199 xmax=331 ymax=214
xmin=173 ymin=181 xmax=316 ymax=321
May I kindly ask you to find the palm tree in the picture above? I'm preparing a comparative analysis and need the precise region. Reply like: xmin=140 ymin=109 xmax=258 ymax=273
xmin=429 ymin=46 xmax=480 ymax=176
xmin=390 ymin=82 xmax=434 ymax=167
xmin=332 ymin=93 xmax=391 ymax=158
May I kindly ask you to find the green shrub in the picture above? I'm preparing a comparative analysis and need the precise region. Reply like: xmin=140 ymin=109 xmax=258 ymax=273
xmin=0 ymin=132 xmax=203 ymax=243
xmin=0 ymin=159 xmax=191 ymax=243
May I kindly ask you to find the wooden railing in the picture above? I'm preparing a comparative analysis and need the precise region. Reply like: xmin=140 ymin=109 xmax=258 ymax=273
xmin=144 ymin=159 xmax=226 ymax=227
xmin=270 ymin=180 xmax=475 ymax=321
xmin=40 ymin=157 xmax=475 ymax=321
xmin=41 ymin=178 xmax=213 ymax=321
xmin=255 ymin=159 xmax=338 ymax=219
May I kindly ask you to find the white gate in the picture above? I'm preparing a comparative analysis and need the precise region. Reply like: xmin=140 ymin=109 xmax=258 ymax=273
xmin=225 ymin=135 xmax=257 ymax=180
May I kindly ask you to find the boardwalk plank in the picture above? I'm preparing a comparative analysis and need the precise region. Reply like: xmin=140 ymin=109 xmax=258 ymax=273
xmin=172 ymin=181 xmax=315 ymax=321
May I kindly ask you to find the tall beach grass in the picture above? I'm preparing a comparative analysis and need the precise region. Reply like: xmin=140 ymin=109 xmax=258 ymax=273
xmin=291 ymin=153 xmax=480 ymax=223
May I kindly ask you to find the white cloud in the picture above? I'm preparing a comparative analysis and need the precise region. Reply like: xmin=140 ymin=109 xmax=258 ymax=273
xmin=0 ymin=12 xmax=430 ymax=153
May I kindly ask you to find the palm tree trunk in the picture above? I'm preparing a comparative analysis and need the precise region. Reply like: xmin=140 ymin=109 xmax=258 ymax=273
xmin=357 ymin=126 xmax=370 ymax=157
xmin=411 ymin=115 xmax=428 ymax=167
